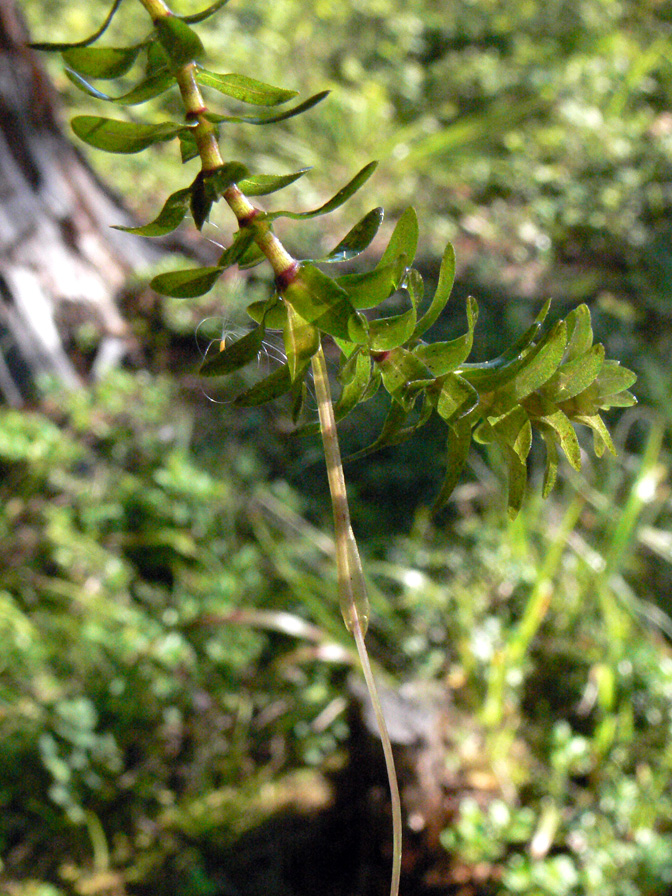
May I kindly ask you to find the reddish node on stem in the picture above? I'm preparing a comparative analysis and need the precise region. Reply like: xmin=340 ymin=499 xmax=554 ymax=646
xmin=275 ymin=261 xmax=300 ymax=292
xmin=238 ymin=208 xmax=260 ymax=229
xmin=371 ymin=350 xmax=391 ymax=363
xmin=185 ymin=108 xmax=206 ymax=121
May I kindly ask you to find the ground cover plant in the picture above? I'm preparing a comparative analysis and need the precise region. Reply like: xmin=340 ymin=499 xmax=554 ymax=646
xmin=5 ymin=1 xmax=672 ymax=895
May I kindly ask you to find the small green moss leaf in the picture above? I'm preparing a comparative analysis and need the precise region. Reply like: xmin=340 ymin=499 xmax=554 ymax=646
xmin=284 ymin=265 xmax=367 ymax=342
xmin=237 ymin=169 xmax=310 ymax=196
xmin=151 ymin=265 xmax=221 ymax=298
xmin=246 ymin=298 xmax=287 ymax=329
xmin=217 ymin=228 xmax=256 ymax=270
xmin=434 ymin=374 xmax=479 ymax=424
xmin=206 ymin=91 xmax=330 ymax=125
xmin=506 ymin=320 xmax=567 ymax=401
xmin=180 ymin=0 xmax=231 ymax=24
xmin=323 ymin=208 xmax=384 ymax=262
xmin=432 ymin=420 xmax=472 ymax=512
xmin=543 ymin=343 xmax=605 ymax=402
xmin=378 ymin=207 xmax=419 ymax=269
xmin=200 ymin=325 xmax=265 ymax=376
xmin=335 ymin=352 xmax=372 ymax=421
xmin=536 ymin=404 xmax=582 ymax=471
xmin=30 ymin=0 xmax=124 ymax=51
xmin=179 ymin=130 xmax=199 ymax=163
xmin=415 ymin=296 xmax=478 ymax=375
xmin=574 ymin=414 xmax=616 ymax=456
xmin=154 ymin=18 xmax=204 ymax=68
xmin=269 ymin=162 xmax=378 ymax=221
xmin=62 ymin=44 xmax=142 ymax=79
xmin=414 ymin=242 xmax=456 ymax=338
xmin=336 ymin=264 xmax=397 ymax=310
xmin=369 ymin=307 xmax=416 ymax=352
xmin=235 ymin=364 xmax=292 ymax=406
xmin=284 ymin=304 xmax=320 ymax=381
xmin=375 ymin=347 xmax=429 ymax=402
xmin=71 ymin=116 xmax=185 ymax=153
xmin=504 ymin=445 xmax=528 ymax=519
xmin=564 ymin=304 xmax=594 ymax=361
xmin=113 ymin=186 xmax=191 ymax=237
xmin=66 ymin=68 xmax=175 ymax=105
xmin=196 ymin=69 xmax=296 ymax=105
xmin=541 ymin=430 xmax=560 ymax=497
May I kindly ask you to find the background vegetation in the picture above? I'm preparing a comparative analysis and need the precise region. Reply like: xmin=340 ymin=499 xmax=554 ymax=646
xmin=4 ymin=0 xmax=672 ymax=893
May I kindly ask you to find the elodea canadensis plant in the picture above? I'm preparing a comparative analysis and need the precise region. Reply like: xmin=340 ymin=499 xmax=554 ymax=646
xmin=34 ymin=2 xmax=636 ymax=893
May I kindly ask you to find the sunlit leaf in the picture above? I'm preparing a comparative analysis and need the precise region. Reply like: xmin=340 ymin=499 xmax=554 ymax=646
xmin=71 ymin=116 xmax=185 ymax=153
xmin=180 ymin=0 xmax=231 ymax=24
xmin=269 ymin=162 xmax=378 ymax=221
xmin=337 ymin=264 xmax=397 ymax=309
xmin=378 ymin=206 xmax=419 ymax=269
xmin=66 ymin=67 xmax=175 ymax=105
xmin=530 ymin=398 xmax=582 ymax=470
xmin=63 ymin=44 xmax=142 ymax=79
xmin=368 ymin=307 xmax=416 ymax=352
xmin=246 ymin=298 xmax=287 ymax=329
xmin=564 ymin=304 xmax=593 ymax=361
xmin=543 ymin=343 xmax=605 ymax=402
xmin=415 ymin=296 xmax=478 ymax=374
xmin=218 ymin=228 xmax=257 ymax=270
xmin=541 ymin=430 xmax=559 ymax=497
xmin=150 ymin=265 xmax=221 ymax=298
xmin=196 ymin=69 xmax=296 ymax=105
xmin=574 ymin=414 xmax=616 ymax=456
xmin=414 ymin=242 xmax=455 ymax=338
xmin=238 ymin=169 xmax=310 ymax=196
xmin=154 ymin=18 xmax=204 ymax=68
xmin=432 ymin=419 xmax=472 ymax=512
xmin=592 ymin=360 xmax=638 ymax=398
xmin=283 ymin=304 xmax=320 ymax=381
xmin=179 ymin=130 xmax=199 ymax=162
xmin=374 ymin=347 xmax=429 ymax=402
xmin=323 ymin=208 xmax=384 ymax=262
xmin=284 ymin=265 xmax=367 ymax=342
xmin=434 ymin=374 xmax=479 ymax=424
xmin=206 ymin=91 xmax=330 ymax=125
xmin=506 ymin=320 xmax=567 ymax=401
xmin=235 ymin=364 xmax=292 ymax=405
xmin=335 ymin=352 xmax=372 ymax=421
xmin=504 ymin=445 xmax=528 ymax=519
xmin=30 ymin=0 xmax=124 ymax=50
xmin=200 ymin=325 xmax=265 ymax=376
xmin=113 ymin=186 xmax=191 ymax=236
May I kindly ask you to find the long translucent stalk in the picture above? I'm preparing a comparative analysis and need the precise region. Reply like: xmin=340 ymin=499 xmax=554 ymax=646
xmin=311 ymin=344 xmax=402 ymax=896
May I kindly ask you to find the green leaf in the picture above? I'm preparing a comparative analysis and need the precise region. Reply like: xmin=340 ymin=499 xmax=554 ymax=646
xmin=505 ymin=320 xmax=567 ymax=401
xmin=374 ymin=347 xmax=429 ymax=402
xmin=574 ymin=414 xmax=616 ymax=457
xmin=154 ymin=18 xmax=204 ymax=68
xmin=30 ymin=0 xmax=124 ymax=51
xmin=415 ymin=296 xmax=478 ymax=374
xmin=434 ymin=374 xmax=479 ymax=424
xmin=218 ymin=228 xmax=258 ymax=270
xmin=283 ymin=304 xmax=320 ymax=381
xmin=414 ymin=242 xmax=456 ymax=338
xmin=71 ymin=116 xmax=185 ymax=153
xmin=65 ymin=67 xmax=175 ymax=105
xmin=432 ymin=420 xmax=473 ymax=512
xmin=378 ymin=207 xmax=419 ymax=269
xmin=113 ymin=186 xmax=191 ymax=237
xmin=504 ymin=445 xmax=528 ymax=519
xmin=246 ymin=298 xmax=287 ymax=329
xmin=62 ymin=44 xmax=142 ymax=79
xmin=146 ymin=40 xmax=170 ymax=76
xmin=348 ymin=400 xmax=411 ymax=460
xmin=268 ymin=162 xmax=378 ymax=221
xmin=205 ymin=91 xmax=330 ymax=125
xmin=368 ymin=306 xmax=416 ymax=352
xmin=541 ymin=430 xmax=559 ymax=497
xmin=235 ymin=364 xmax=292 ymax=406
xmin=237 ymin=169 xmax=310 ymax=196
xmin=180 ymin=0 xmax=231 ymax=24
xmin=543 ymin=344 xmax=605 ymax=402
xmin=200 ymin=325 xmax=265 ymax=376
xmin=190 ymin=162 xmax=249 ymax=229
xmin=196 ymin=69 xmax=297 ymax=105
xmin=323 ymin=208 xmax=383 ymax=262
xmin=592 ymin=360 xmax=638 ymax=398
xmin=336 ymin=264 xmax=398 ymax=310
xmin=150 ymin=265 xmax=221 ymax=298
xmin=284 ymin=265 xmax=367 ymax=342
xmin=536 ymin=404 xmax=582 ymax=471
xmin=334 ymin=352 xmax=372 ymax=421
xmin=564 ymin=304 xmax=594 ymax=361
xmin=179 ymin=130 xmax=199 ymax=163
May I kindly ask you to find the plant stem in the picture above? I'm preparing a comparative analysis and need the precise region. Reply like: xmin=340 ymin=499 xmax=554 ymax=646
xmin=311 ymin=344 xmax=402 ymax=896
xmin=135 ymin=2 xmax=403 ymax=888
